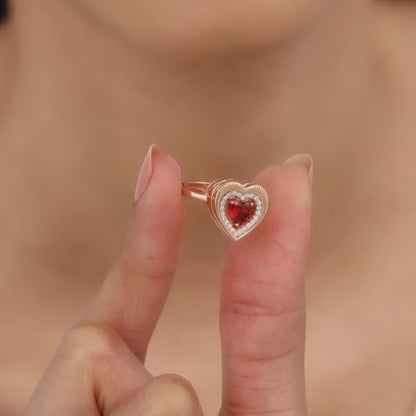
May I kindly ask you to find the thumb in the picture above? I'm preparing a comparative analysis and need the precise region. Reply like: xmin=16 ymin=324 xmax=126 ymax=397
xmin=220 ymin=154 xmax=313 ymax=416
xmin=110 ymin=375 xmax=204 ymax=416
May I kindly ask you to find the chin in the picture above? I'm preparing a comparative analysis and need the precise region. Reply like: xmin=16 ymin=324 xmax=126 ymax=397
xmin=77 ymin=0 xmax=323 ymax=56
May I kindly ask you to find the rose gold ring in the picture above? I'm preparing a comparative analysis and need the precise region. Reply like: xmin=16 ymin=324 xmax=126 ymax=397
xmin=182 ymin=179 xmax=269 ymax=241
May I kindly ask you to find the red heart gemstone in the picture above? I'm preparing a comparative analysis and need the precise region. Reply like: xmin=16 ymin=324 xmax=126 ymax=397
xmin=227 ymin=198 xmax=255 ymax=226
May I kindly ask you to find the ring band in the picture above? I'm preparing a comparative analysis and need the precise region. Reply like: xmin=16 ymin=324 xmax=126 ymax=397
xmin=182 ymin=179 xmax=269 ymax=241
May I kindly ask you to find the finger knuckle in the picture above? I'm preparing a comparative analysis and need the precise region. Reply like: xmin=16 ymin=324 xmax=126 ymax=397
xmin=221 ymin=402 xmax=301 ymax=416
xmin=221 ymin=293 xmax=303 ymax=321
xmin=147 ymin=374 xmax=199 ymax=415
xmin=221 ymin=299 xmax=284 ymax=319
xmin=61 ymin=323 xmax=124 ymax=365
xmin=223 ymin=343 xmax=297 ymax=369
xmin=119 ymin=251 xmax=177 ymax=281
xmin=142 ymin=262 xmax=178 ymax=281
xmin=221 ymin=302 xmax=304 ymax=367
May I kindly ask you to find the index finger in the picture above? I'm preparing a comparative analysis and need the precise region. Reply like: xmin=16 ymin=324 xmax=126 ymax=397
xmin=84 ymin=146 xmax=186 ymax=360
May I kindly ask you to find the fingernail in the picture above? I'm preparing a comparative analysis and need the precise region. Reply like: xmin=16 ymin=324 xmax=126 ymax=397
xmin=284 ymin=153 xmax=313 ymax=186
xmin=134 ymin=144 xmax=159 ymax=202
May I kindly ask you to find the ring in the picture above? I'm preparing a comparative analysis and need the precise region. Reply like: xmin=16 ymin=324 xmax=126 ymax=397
xmin=182 ymin=179 xmax=269 ymax=241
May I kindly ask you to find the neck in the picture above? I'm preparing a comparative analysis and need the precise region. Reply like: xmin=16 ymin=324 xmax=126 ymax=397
xmin=1 ymin=1 xmax=415 ymax=276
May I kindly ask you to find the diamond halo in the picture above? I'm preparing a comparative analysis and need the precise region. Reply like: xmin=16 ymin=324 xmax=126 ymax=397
xmin=208 ymin=180 xmax=269 ymax=241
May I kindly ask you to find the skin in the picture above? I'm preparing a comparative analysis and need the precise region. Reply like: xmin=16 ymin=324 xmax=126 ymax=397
xmin=25 ymin=151 xmax=312 ymax=416
xmin=0 ymin=0 xmax=416 ymax=415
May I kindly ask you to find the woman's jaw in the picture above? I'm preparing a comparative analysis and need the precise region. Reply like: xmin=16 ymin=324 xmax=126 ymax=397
xmin=75 ymin=0 xmax=325 ymax=56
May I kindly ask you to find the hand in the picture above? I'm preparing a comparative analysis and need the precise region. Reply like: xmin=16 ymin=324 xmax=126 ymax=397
xmin=26 ymin=148 xmax=313 ymax=416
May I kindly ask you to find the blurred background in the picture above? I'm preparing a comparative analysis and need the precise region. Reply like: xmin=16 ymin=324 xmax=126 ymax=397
xmin=1 ymin=1 xmax=416 ymax=415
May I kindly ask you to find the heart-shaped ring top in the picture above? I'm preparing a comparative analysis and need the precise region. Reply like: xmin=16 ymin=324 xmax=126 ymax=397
xmin=208 ymin=180 xmax=269 ymax=240
xmin=182 ymin=179 xmax=269 ymax=241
